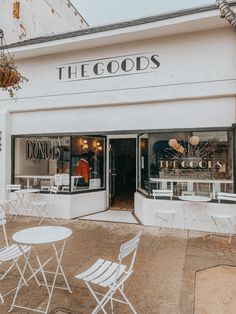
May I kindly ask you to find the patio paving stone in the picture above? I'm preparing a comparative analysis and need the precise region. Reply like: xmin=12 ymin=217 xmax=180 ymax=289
xmin=0 ymin=217 xmax=236 ymax=313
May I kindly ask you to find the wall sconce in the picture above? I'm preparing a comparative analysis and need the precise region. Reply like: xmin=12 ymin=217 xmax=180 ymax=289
xmin=81 ymin=139 xmax=89 ymax=150
xmin=96 ymin=141 xmax=102 ymax=151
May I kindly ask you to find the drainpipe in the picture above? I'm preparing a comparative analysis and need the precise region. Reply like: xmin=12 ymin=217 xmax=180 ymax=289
xmin=216 ymin=0 xmax=236 ymax=29
xmin=0 ymin=110 xmax=11 ymax=198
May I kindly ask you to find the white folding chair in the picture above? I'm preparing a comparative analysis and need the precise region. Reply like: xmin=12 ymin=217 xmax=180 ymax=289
xmin=75 ymin=231 xmax=142 ymax=314
xmin=181 ymin=182 xmax=196 ymax=196
xmin=40 ymin=179 xmax=51 ymax=191
xmin=31 ymin=186 xmax=58 ymax=224
xmin=206 ymin=192 xmax=236 ymax=244
xmin=153 ymin=189 xmax=176 ymax=231
xmin=61 ymin=174 xmax=70 ymax=192
xmin=5 ymin=184 xmax=21 ymax=220
xmin=0 ymin=211 xmax=32 ymax=283
xmin=0 ymin=212 xmax=40 ymax=303
xmin=152 ymin=189 xmax=173 ymax=200
xmin=54 ymin=174 xmax=63 ymax=190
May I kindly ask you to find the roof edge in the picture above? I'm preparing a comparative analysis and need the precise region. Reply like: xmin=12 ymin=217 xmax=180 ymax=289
xmin=4 ymin=2 xmax=236 ymax=49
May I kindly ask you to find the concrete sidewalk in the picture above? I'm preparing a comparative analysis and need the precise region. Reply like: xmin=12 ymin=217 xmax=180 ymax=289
xmin=1 ymin=217 xmax=236 ymax=314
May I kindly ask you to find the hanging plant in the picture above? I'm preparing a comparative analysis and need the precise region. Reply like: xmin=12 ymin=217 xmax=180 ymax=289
xmin=0 ymin=29 xmax=28 ymax=98
xmin=216 ymin=0 xmax=236 ymax=29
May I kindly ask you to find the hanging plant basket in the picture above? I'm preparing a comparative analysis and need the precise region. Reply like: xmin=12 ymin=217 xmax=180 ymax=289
xmin=0 ymin=63 xmax=20 ymax=88
xmin=0 ymin=30 xmax=28 ymax=97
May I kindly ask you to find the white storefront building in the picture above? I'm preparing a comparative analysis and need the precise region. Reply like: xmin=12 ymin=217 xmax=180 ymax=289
xmin=0 ymin=4 xmax=236 ymax=231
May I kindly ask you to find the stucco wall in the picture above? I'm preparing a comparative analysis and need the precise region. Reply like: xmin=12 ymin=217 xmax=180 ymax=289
xmin=0 ymin=0 xmax=88 ymax=44
xmin=0 ymin=23 xmax=235 ymax=195
xmin=0 ymin=28 xmax=235 ymax=110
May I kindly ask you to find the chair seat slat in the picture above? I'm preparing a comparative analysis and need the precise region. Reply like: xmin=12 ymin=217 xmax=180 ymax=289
xmin=96 ymin=264 xmax=126 ymax=287
xmin=207 ymin=211 xmax=236 ymax=219
xmin=75 ymin=258 xmax=127 ymax=287
xmin=218 ymin=196 xmax=236 ymax=202
xmin=75 ymin=259 xmax=108 ymax=280
xmin=155 ymin=209 xmax=176 ymax=214
xmin=91 ymin=262 xmax=125 ymax=285
xmin=0 ymin=245 xmax=30 ymax=261
xmin=80 ymin=260 xmax=112 ymax=282
xmin=218 ymin=192 xmax=236 ymax=197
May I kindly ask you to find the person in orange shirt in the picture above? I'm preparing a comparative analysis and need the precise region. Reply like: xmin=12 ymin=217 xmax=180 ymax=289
xmin=75 ymin=157 xmax=90 ymax=183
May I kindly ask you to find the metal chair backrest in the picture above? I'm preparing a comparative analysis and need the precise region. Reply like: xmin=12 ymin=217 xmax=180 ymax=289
xmin=50 ymin=186 xmax=58 ymax=194
xmin=5 ymin=184 xmax=21 ymax=191
xmin=153 ymin=189 xmax=173 ymax=200
xmin=118 ymin=231 xmax=142 ymax=273
xmin=217 ymin=192 xmax=236 ymax=203
xmin=54 ymin=174 xmax=62 ymax=186
xmin=49 ymin=186 xmax=58 ymax=204
xmin=107 ymin=231 xmax=142 ymax=292
xmin=62 ymin=174 xmax=69 ymax=186
xmin=0 ymin=211 xmax=8 ymax=247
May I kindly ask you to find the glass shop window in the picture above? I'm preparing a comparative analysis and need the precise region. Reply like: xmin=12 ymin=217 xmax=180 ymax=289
xmin=71 ymin=136 xmax=105 ymax=191
xmin=13 ymin=135 xmax=106 ymax=193
xmin=138 ymin=130 xmax=233 ymax=198
xmin=14 ymin=136 xmax=71 ymax=192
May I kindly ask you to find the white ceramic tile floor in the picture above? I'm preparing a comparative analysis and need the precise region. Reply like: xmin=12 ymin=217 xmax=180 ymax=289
xmin=80 ymin=210 xmax=138 ymax=224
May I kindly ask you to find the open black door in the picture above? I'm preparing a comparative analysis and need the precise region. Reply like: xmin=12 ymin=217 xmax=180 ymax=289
xmin=109 ymin=138 xmax=136 ymax=210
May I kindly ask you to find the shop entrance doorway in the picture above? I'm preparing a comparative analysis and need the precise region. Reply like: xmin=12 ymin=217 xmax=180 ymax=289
xmin=109 ymin=138 xmax=136 ymax=211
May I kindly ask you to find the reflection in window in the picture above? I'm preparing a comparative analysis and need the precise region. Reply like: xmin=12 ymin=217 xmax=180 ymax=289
xmin=71 ymin=136 xmax=105 ymax=191
xmin=14 ymin=136 xmax=70 ymax=192
xmin=13 ymin=135 xmax=105 ymax=193
xmin=138 ymin=131 xmax=233 ymax=198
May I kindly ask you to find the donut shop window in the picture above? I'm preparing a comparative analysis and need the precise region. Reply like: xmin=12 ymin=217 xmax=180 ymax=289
xmin=13 ymin=135 xmax=106 ymax=193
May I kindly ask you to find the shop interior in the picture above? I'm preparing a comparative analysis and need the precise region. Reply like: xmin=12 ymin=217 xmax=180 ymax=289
xmin=109 ymin=138 xmax=136 ymax=211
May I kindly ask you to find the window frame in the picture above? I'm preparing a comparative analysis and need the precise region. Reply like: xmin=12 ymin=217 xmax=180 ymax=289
xmin=11 ymin=133 xmax=107 ymax=194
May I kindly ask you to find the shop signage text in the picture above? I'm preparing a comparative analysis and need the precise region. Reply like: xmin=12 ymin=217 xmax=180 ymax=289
xmin=26 ymin=139 xmax=61 ymax=161
xmin=159 ymin=159 xmax=223 ymax=170
xmin=57 ymin=52 xmax=160 ymax=81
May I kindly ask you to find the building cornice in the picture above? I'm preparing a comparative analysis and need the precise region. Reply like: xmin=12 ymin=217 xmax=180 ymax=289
xmin=5 ymin=3 xmax=236 ymax=60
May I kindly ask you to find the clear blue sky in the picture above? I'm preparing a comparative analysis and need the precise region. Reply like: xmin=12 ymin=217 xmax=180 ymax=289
xmin=70 ymin=0 xmax=215 ymax=26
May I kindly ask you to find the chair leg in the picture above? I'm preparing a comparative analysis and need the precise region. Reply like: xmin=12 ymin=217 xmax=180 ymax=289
xmin=0 ymin=262 xmax=15 ymax=280
xmin=228 ymin=218 xmax=233 ymax=244
xmin=86 ymin=282 xmax=109 ymax=314
xmin=118 ymin=286 xmax=137 ymax=314
xmin=110 ymin=297 xmax=114 ymax=314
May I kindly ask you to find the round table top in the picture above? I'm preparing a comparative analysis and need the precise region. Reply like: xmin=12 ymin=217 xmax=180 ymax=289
xmin=13 ymin=226 xmax=72 ymax=244
xmin=179 ymin=195 xmax=211 ymax=202
xmin=15 ymin=189 xmax=40 ymax=194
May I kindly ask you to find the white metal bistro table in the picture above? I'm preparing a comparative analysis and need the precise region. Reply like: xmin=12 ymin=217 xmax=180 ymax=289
xmin=0 ymin=199 xmax=14 ymax=217
xmin=9 ymin=226 xmax=72 ymax=314
xmin=15 ymin=189 xmax=40 ymax=219
xmin=150 ymin=178 xmax=233 ymax=198
xmin=179 ymin=195 xmax=211 ymax=231
xmin=15 ymin=176 xmax=54 ymax=189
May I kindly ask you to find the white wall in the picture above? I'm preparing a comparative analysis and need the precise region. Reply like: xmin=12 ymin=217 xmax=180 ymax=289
xmin=134 ymin=192 xmax=236 ymax=233
xmin=0 ymin=23 xmax=235 ymax=220
xmin=0 ymin=28 xmax=235 ymax=108
xmin=10 ymin=97 xmax=236 ymax=135
xmin=0 ymin=0 xmax=88 ymax=44
xmin=8 ymin=190 xmax=107 ymax=219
